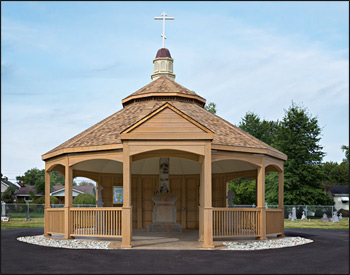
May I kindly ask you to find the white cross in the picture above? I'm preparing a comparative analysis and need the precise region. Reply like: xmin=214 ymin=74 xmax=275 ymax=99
xmin=154 ymin=12 xmax=174 ymax=48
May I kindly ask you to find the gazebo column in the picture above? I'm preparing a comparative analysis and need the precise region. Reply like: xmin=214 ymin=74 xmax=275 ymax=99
xmin=44 ymin=169 xmax=51 ymax=236
xmin=256 ymin=159 xmax=266 ymax=240
xmin=198 ymin=156 xmax=204 ymax=241
xmin=278 ymin=170 xmax=285 ymax=237
xmin=122 ymin=142 xmax=132 ymax=248
xmin=203 ymin=143 xmax=214 ymax=248
xmin=64 ymin=159 xmax=73 ymax=239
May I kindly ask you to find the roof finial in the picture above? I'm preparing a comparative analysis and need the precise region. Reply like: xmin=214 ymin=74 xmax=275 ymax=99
xmin=154 ymin=12 xmax=174 ymax=48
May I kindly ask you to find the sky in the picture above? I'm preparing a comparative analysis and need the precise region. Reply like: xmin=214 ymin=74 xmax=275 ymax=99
xmin=1 ymin=1 xmax=349 ymax=183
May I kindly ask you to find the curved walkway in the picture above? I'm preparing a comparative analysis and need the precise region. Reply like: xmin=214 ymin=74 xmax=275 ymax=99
xmin=1 ymin=228 xmax=349 ymax=274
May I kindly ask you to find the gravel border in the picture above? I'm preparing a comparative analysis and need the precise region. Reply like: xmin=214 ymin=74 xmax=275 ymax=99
xmin=223 ymin=236 xmax=313 ymax=250
xmin=17 ymin=235 xmax=313 ymax=250
xmin=17 ymin=235 xmax=111 ymax=250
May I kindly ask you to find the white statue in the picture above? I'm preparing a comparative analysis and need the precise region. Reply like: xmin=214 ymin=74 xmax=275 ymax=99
xmin=301 ymin=211 xmax=307 ymax=220
xmin=331 ymin=211 xmax=339 ymax=222
xmin=321 ymin=213 xmax=329 ymax=222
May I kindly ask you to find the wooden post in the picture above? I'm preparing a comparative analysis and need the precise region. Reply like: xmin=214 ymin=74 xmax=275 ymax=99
xmin=278 ymin=170 xmax=285 ymax=237
xmin=64 ymin=158 xmax=73 ymax=239
xmin=203 ymin=143 xmax=214 ymax=248
xmin=137 ymin=176 xmax=143 ymax=229
xmin=181 ymin=175 xmax=187 ymax=229
xmin=122 ymin=142 xmax=132 ymax=248
xmin=256 ymin=159 xmax=266 ymax=240
xmin=44 ymin=169 xmax=51 ymax=236
xmin=198 ymin=156 xmax=204 ymax=241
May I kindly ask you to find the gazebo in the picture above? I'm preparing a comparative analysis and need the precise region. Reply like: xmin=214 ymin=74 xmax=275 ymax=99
xmin=42 ymin=47 xmax=287 ymax=249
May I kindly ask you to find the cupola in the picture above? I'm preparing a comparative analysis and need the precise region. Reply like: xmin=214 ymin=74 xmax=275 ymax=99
xmin=151 ymin=48 xmax=176 ymax=81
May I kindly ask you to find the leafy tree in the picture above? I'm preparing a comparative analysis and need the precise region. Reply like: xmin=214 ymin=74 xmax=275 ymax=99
xmin=50 ymin=171 xmax=64 ymax=186
xmin=321 ymin=161 xmax=349 ymax=185
xmin=73 ymin=194 xmax=96 ymax=205
xmin=229 ymin=178 xmax=256 ymax=205
xmin=1 ymin=185 xmax=16 ymax=203
xmin=33 ymin=196 xmax=58 ymax=204
xmin=341 ymin=145 xmax=349 ymax=165
xmin=239 ymin=112 xmax=277 ymax=145
xmin=204 ymin=102 xmax=217 ymax=114
xmin=16 ymin=168 xmax=43 ymax=186
xmin=78 ymin=181 xmax=95 ymax=186
xmin=271 ymin=103 xmax=333 ymax=205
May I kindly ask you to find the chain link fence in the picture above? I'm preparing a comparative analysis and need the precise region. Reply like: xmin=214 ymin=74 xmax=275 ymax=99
xmin=1 ymin=203 xmax=96 ymax=218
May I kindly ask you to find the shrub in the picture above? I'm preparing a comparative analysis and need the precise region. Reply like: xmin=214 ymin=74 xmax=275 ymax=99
xmin=32 ymin=196 xmax=59 ymax=204
xmin=73 ymin=194 xmax=96 ymax=205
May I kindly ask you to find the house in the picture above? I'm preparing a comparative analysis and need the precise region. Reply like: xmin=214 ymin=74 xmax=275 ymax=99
xmin=14 ymin=184 xmax=44 ymax=203
xmin=50 ymin=185 xmax=96 ymax=204
xmin=327 ymin=185 xmax=349 ymax=211
xmin=1 ymin=178 xmax=20 ymax=194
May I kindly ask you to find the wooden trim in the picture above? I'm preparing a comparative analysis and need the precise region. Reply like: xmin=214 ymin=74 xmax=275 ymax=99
xmin=131 ymin=150 xmax=200 ymax=162
xmin=42 ymin=144 xmax=123 ymax=161
xmin=211 ymin=144 xmax=287 ymax=161
xmin=121 ymin=103 xmax=213 ymax=135
xmin=121 ymin=92 xmax=206 ymax=106
xmin=121 ymin=132 xmax=213 ymax=140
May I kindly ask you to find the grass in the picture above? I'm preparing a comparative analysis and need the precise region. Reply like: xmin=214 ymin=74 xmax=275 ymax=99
xmin=1 ymin=217 xmax=44 ymax=229
xmin=2 ymin=217 xmax=349 ymax=230
xmin=284 ymin=218 xmax=349 ymax=229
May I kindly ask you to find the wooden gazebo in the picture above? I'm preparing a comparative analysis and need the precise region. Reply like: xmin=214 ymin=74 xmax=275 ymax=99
xmin=42 ymin=47 xmax=286 ymax=248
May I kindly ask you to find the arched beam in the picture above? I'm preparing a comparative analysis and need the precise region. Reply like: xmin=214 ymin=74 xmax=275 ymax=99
xmin=131 ymin=149 xmax=200 ymax=162
xmin=68 ymin=151 xmax=123 ymax=166
xmin=211 ymin=151 xmax=261 ymax=167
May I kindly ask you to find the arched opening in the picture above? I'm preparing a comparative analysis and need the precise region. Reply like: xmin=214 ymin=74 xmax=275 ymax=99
xmin=131 ymin=154 xmax=200 ymax=230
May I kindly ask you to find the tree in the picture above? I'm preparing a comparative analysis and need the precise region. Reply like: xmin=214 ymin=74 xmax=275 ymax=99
xmin=73 ymin=194 xmax=96 ymax=205
xmin=1 ymin=185 xmax=16 ymax=203
xmin=78 ymin=181 xmax=95 ymax=186
xmin=16 ymin=168 xmax=44 ymax=186
xmin=204 ymin=102 xmax=217 ymax=114
xmin=238 ymin=112 xmax=277 ymax=145
xmin=50 ymin=171 xmax=64 ymax=186
xmin=229 ymin=178 xmax=256 ymax=205
xmin=341 ymin=145 xmax=349 ymax=165
xmin=271 ymin=103 xmax=333 ymax=205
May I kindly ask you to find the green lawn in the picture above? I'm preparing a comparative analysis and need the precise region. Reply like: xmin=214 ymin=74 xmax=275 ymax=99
xmin=1 ymin=217 xmax=44 ymax=229
xmin=2 ymin=217 xmax=349 ymax=230
xmin=284 ymin=218 xmax=349 ymax=229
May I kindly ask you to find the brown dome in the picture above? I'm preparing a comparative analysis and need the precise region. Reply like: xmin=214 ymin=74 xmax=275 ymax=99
xmin=156 ymin=48 xmax=172 ymax=58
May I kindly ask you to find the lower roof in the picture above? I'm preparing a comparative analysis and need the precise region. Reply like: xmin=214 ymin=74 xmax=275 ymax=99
xmin=43 ymin=99 xmax=287 ymax=161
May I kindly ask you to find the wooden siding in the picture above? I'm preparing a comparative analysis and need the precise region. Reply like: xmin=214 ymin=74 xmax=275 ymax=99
xmin=266 ymin=209 xmax=284 ymax=235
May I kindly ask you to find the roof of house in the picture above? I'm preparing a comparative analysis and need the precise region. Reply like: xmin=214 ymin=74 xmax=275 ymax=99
xmin=14 ymin=185 xmax=43 ymax=196
xmin=330 ymin=185 xmax=349 ymax=195
xmin=1 ymin=179 xmax=20 ymax=189
xmin=50 ymin=185 xmax=95 ymax=196
xmin=43 ymin=76 xmax=287 ymax=161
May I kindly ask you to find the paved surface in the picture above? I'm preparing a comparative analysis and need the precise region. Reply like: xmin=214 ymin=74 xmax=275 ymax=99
xmin=1 ymin=228 xmax=349 ymax=274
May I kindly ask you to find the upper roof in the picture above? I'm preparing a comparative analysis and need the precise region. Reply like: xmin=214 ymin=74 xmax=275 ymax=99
xmin=156 ymin=48 xmax=172 ymax=58
xmin=122 ymin=76 xmax=206 ymax=107
xmin=43 ymin=76 xmax=287 ymax=161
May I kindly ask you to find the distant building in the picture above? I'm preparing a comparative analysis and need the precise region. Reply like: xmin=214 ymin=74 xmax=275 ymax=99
xmin=50 ymin=185 xmax=96 ymax=204
xmin=14 ymin=185 xmax=43 ymax=203
xmin=1 ymin=179 xmax=20 ymax=193
xmin=326 ymin=185 xmax=349 ymax=211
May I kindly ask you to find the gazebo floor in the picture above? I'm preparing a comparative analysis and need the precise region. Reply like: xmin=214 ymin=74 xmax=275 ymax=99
xmin=74 ymin=229 xmax=261 ymax=250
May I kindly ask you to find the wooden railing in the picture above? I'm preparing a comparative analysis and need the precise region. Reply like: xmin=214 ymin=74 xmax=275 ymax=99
xmin=70 ymin=207 xmax=122 ymax=238
xmin=266 ymin=208 xmax=283 ymax=235
xmin=213 ymin=208 xmax=260 ymax=238
xmin=46 ymin=208 xmax=65 ymax=235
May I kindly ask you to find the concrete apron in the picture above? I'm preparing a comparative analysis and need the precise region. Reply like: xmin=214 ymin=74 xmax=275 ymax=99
xmin=71 ymin=229 xmax=266 ymax=250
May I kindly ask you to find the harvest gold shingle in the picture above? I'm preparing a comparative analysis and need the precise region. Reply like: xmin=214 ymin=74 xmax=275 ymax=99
xmin=44 ymin=78 xmax=285 ymax=159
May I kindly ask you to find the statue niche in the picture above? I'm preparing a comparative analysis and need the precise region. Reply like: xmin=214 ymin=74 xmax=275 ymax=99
xmin=147 ymin=158 xmax=182 ymax=232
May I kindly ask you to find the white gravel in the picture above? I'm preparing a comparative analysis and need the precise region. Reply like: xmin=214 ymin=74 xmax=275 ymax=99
xmin=17 ymin=235 xmax=313 ymax=250
xmin=223 ymin=237 xmax=313 ymax=250
xmin=17 ymin=235 xmax=111 ymax=250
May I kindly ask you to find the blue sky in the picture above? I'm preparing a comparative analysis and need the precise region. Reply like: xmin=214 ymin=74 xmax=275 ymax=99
xmin=1 ymin=1 xmax=349 ymax=182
